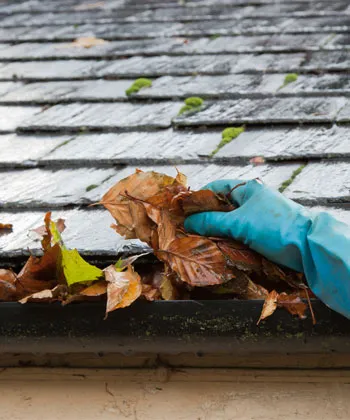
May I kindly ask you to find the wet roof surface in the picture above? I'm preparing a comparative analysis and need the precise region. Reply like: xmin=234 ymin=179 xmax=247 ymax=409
xmin=0 ymin=0 xmax=349 ymax=262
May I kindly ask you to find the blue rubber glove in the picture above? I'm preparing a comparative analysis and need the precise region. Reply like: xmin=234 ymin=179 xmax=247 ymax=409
xmin=184 ymin=179 xmax=350 ymax=319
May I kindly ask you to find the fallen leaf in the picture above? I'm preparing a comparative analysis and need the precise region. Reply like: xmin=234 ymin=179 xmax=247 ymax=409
xmin=19 ymin=285 xmax=67 ymax=304
xmin=104 ymin=265 xmax=141 ymax=316
xmin=257 ymin=290 xmax=278 ymax=324
xmin=60 ymin=36 xmax=108 ymax=49
xmin=74 ymin=1 xmax=105 ymax=10
xmin=0 ymin=223 xmax=12 ymax=231
xmin=157 ymin=236 xmax=234 ymax=287
xmin=0 ymin=279 xmax=16 ymax=301
xmin=217 ymin=241 xmax=263 ymax=272
xmin=80 ymin=280 xmax=107 ymax=296
xmin=0 ymin=268 xmax=16 ymax=284
xmin=61 ymin=248 xmax=103 ymax=286
xmin=277 ymin=292 xmax=307 ymax=319
xmin=249 ymin=156 xmax=265 ymax=165
xmin=16 ymin=244 xmax=60 ymax=298
xmin=142 ymin=283 xmax=161 ymax=301
xmin=244 ymin=279 xmax=268 ymax=300
xmin=171 ymin=189 xmax=234 ymax=217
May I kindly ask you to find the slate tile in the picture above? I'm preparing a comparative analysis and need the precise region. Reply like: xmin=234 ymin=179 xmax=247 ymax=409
xmin=0 ymin=80 xmax=133 ymax=103
xmin=134 ymin=74 xmax=283 ymax=99
xmin=284 ymin=16 xmax=350 ymax=34
xmin=0 ymin=35 xmax=333 ymax=61
xmin=0 ymin=60 xmax=109 ymax=81
xmin=302 ymin=51 xmax=350 ymax=71
xmin=0 ymin=82 xmax=21 ymax=97
xmin=41 ymin=130 xmax=219 ymax=164
xmin=284 ymin=162 xmax=350 ymax=205
xmin=0 ymin=106 xmax=41 ymax=132
xmin=214 ymin=126 xmax=350 ymax=160
xmin=173 ymin=97 xmax=347 ymax=126
xmin=251 ymin=1 xmax=349 ymax=17
xmin=0 ymin=209 xmax=147 ymax=257
xmin=0 ymin=134 xmax=71 ymax=166
xmin=18 ymin=102 xmax=181 ymax=131
xmin=324 ymin=34 xmax=350 ymax=50
xmin=127 ymin=5 xmax=256 ymax=22
xmin=0 ymin=167 xmax=116 ymax=208
xmin=233 ymin=53 xmax=306 ymax=73
xmin=85 ymin=162 xmax=301 ymax=202
xmin=279 ymin=74 xmax=350 ymax=96
xmin=336 ymin=99 xmax=350 ymax=122
xmin=264 ymin=34 xmax=330 ymax=51
xmin=101 ymin=55 xmax=234 ymax=77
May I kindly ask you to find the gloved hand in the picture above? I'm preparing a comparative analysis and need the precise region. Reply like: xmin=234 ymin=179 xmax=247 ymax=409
xmin=184 ymin=179 xmax=350 ymax=319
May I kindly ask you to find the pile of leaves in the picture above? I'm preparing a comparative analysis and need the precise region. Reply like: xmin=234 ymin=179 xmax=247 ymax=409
xmin=0 ymin=169 xmax=315 ymax=324
xmin=100 ymin=169 xmax=315 ymax=324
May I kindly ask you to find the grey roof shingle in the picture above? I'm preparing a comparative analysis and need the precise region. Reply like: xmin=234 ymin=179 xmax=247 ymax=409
xmin=0 ymin=0 xmax=349 ymax=261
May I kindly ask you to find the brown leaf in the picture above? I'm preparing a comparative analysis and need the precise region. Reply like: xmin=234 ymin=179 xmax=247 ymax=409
xmin=74 ymin=1 xmax=105 ymax=10
xmin=16 ymin=244 xmax=60 ymax=298
xmin=0 ymin=269 xmax=17 ymax=301
xmin=244 ymin=279 xmax=268 ymax=300
xmin=277 ymin=292 xmax=307 ymax=319
xmin=142 ymin=284 xmax=161 ymax=301
xmin=0 ymin=280 xmax=17 ymax=301
xmin=157 ymin=236 xmax=234 ymax=287
xmin=257 ymin=290 xmax=278 ymax=324
xmin=104 ymin=265 xmax=142 ymax=316
xmin=218 ymin=241 xmax=263 ymax=272
xmin=0 ymin=269 xmax=16 ymax=284
xmin=101 ymin=170 xmax=184 ymax=242
xmin=171 ymin=189 xmax=234 ymax=217
xmin=19 ymin=285 xmax=67 ymax=304
xmin=80 ymin=280 xmax=107 ymax=296
xmin=60 ymin=36 xmax=108 ymax=49
xmin=0 ymin=223 xmax=12 ymax=232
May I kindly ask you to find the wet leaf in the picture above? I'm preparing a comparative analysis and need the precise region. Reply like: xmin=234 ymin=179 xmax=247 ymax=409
xmin=257 ymin=290 xmax=278 ymax=324
xmin=0 ymin=269 xmax=16 ymax=284
xmin=74 ymin=1 xmax=105 ymax=10
xmin=218 ymin=241 xmax=263 ymax=272
xmin=61 ymin=248 xmax=103 ymax=286
xmin=160 ymin=275 xmax=178 ymax=300
xmin=19 ymin=285 xmax=67 ymax=304
xmin=142 ymin=283 xmax=161 ymax=301
xmin=60 ymin=36 xmax=108 ymax=49
xmin=16 ymin=244 xmax=60 ymax=298
xmin=0 ymin=279 xmax=16 ymax=301
xmin=277 ymin=292 xmax=307 ymax=319
xmin=157 ymin=236 xmax=234 ymax=287
xmin=171 ymin=189 xmax=234 ymax=217
xmin=104 ymin=265 xmax=142 ymax=316
xmin=100 ymin=170 xmax=186 ymax=242
xmin=80 ymin=280 xmax=107 ymax=296
xmin=0 ymin=223 xmax=12 ymax=232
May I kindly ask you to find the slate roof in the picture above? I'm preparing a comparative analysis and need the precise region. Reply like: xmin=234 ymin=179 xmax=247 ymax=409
xmin=0 ymin=0 xmax=350 ymax=265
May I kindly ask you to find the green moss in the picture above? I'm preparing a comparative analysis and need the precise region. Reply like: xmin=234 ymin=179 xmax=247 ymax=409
xmin=280 ymin=73 xmax=298 ymax=89
xmin=184 ymin=97 xmax=203 ymax=107
xmin=210 ymin=34 xmax=221 ymax=40
xmin=125 ymin=78 xmax=152 ymax=96
xmin=178 ymin=96 xmax=204 ymax=115
xmin=210 ymin=126 xmax=245 ymax=156
xmin=279 ymin=164 xmax=306 ymax=193
xmin=85 ymin=184 xmax=98 ymax=192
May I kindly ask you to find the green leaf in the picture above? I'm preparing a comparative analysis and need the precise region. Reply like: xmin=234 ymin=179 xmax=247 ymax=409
xmin=61 ymin=248 xmax=103 ymax=286
xmin=49 ymin=219 xmax=103 ymax=286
